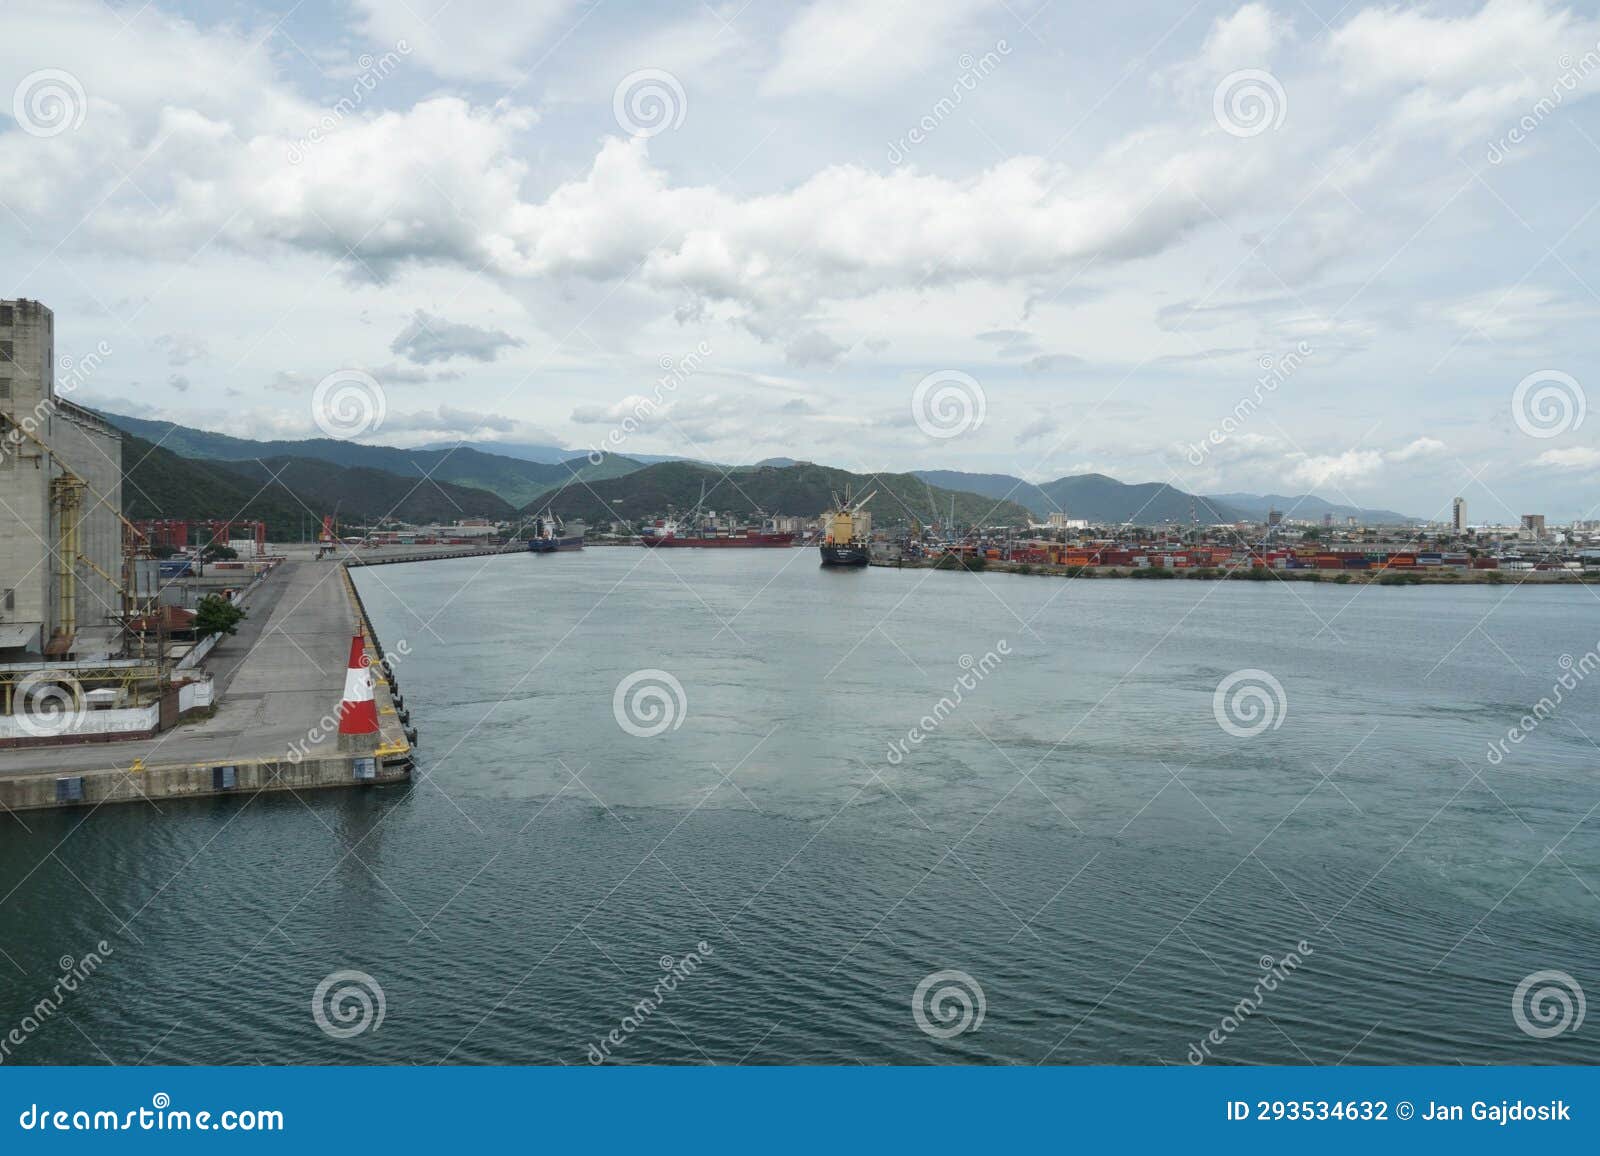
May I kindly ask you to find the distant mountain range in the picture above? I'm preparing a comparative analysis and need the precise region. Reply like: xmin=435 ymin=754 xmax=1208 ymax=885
xmin=533 ymin=460 xmax=1035 ymax=526
xmin=102 ymin=413 xmax=635 ymax=507
xmin=418 ymin=439 xmax=701 ymax=467
xmin=913 ymin=470 xmax=1417 ymax=525
xmin=99 ymin=411 xmax=1420 ymax=530
xmin=120 ymin=433 xmax=512 ymax=538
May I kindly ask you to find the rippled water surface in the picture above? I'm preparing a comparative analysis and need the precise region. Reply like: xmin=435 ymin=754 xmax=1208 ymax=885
xmin=3 ymin=549 xmax=1599 ymax=1064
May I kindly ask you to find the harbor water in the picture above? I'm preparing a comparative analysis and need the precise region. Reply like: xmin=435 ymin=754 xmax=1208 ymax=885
xmin=2 ymin=549 xmax=1597 ymax=1064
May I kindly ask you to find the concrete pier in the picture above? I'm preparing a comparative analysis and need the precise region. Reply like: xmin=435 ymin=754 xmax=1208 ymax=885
xmin=0 ymin=552 xmax=412 ymax=813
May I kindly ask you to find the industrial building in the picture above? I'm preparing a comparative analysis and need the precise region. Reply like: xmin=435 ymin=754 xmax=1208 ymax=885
xmin=0 ymin=298 xmax=125 ymax=659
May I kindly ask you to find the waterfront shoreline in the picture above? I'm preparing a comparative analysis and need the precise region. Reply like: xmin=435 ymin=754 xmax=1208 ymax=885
xmin=0 ymin=557 xmax=413 ymax=813
xmin=872 ymin=557 xmax=1599 ymax=585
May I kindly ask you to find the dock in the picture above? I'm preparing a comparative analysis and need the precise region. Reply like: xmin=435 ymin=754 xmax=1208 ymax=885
xmin=344 ymin=543 xmax=525 ymax=566
xmin=0 ymin=551 xmax=413 ymax=813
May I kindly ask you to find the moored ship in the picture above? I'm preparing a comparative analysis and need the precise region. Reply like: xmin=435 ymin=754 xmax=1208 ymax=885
xmin=528 ymin=510 xmax=584 ymax=552
xmin=820 ymin=489 xmax=875 ymax=567
xmin=638 ymin=518 xmax=795 ymax=548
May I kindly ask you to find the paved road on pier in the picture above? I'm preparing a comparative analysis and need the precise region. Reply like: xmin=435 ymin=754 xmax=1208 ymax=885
xmin=0 ymin=558 xmax=362 ymax=777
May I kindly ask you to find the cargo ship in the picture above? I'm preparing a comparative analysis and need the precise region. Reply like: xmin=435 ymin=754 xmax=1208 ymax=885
xmin=820 ymin=489 xmax=875 ymax=567
xmin=528 ymin=510 xmax=584 ymax=552
xmin=639 ymin=518 xmax=795 ymax=548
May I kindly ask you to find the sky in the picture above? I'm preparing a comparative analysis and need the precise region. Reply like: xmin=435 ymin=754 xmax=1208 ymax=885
xmin=2 ymin=0 xmax=1599 ymax=521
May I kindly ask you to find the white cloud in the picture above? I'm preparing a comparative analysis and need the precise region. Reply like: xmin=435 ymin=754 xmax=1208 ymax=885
xmin=763 ymin=0 xmax=998 ymax=97
xmin=1534 ymin=446 xmax=1600 ymax=471
xmin=351 ymin=0 xmax=577 ymax=83
xmin=1388 ymin=436 xmax=1447 ymax=461
xmin=785 ymin=329 xmax=848 ymax=367
xmin=1425 ymin=286 xmax=1596 ymax=342
xmin=267 ymin=370 xmax=311 ymax=394
xmin=1287 ymin=449 xmax=1384 ymax=488
xmin=390 ymin=311 xmax=525 ymax=364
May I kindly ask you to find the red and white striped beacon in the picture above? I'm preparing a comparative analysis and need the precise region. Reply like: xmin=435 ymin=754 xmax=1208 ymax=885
xmin=337 ymin=634 xmax=380 ymax=750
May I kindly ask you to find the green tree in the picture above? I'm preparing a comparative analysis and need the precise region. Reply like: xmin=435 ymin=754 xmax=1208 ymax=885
xmin=194 ymin=594 xmax=247 ymax=636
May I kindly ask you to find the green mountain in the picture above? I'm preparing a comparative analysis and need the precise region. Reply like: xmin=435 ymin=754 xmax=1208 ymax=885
xmin=121 ymin=434 xmax=322 ymax=540
xmin=96 ymin=412 xmax=642 ymax=506
xmin=914 ymin=469 xmax=1247 ymax=522
xmin=528 ymin=461 xmax=1034 ymax=526
xmin=1204 ymin=491 xmax=1418 ymax=525
xmin=120 ymin=434 xmax=515 ymax=538
xmin=913 ymin=469 xmax=1418 ymax=524
xmin=219 ymin=457 xmax=515 ymax=523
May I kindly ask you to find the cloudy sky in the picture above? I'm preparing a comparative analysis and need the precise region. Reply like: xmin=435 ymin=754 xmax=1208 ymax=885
xmin=3 ymin=0 xmax=1599 ymax=520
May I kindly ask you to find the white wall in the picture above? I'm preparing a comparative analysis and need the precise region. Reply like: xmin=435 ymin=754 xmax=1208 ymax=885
xmin=0 ymin=703 xmax=158 ymax=741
